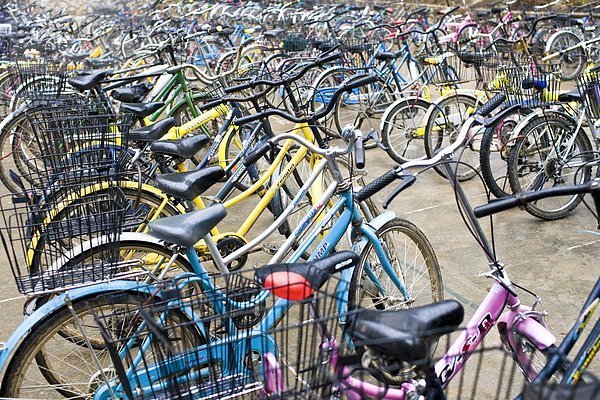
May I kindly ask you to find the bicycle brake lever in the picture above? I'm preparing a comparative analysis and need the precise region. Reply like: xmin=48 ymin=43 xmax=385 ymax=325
xmin=363 ymin=128 xmax=388 ymax=150
xmin=382 ymin=174 xmax=416 ymax=209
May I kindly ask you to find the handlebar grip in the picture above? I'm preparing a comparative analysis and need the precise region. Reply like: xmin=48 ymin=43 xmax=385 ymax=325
xmin=475 ymin=93 xmax=506 ymax=117
xmin=473 ymin=196 xmax=521 ymax=218
xmin=317 ymin=51 xmax=341 ymax=65
xmin=354 ymin=135 xmax=365 ymax=169
xmin=244 ymin=141 xmax=274 ymax=168
xmin=224 ymin=81 xmax=253 ymax=94
xmin=474 ymin=182 xmax=594 ymax=217
xmin=197 ymin=98 xmax=225 ymax=112
xmin=355 ymin=169 xmax=397 ymax=203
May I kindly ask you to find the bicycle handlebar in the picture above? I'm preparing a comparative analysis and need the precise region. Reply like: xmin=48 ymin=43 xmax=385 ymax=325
xmin=234 ymin=74 xmax=378 ymax=126
xmin=474 ymin=179 xmax=600 ymax=218
xmin=224 ymin=51 xmax=341 ymax=94
xmin=354 ymin=93 xmax=506 ymax=206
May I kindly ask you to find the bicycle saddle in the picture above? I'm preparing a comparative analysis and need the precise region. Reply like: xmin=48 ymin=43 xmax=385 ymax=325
xmin=151 ymin=134 xmax=210 ymax=160
xmin=121 ymin=102 xmax=164 ymax=118
xmin=155 ymin=166 xmax=225 ymax=201
xmin=557 ymin=89 xmax=582 ymax=103
xmin=347 ymin=300 xmax=464 ymax=363
xmin=255 ymin=251 xmax=359 ymax=301
xmin=375 ymin=51 xmax=403 ymax=62
xmin=68 ymin=69 xmax=112 ymax=91
xmin=148 ymin=203 xmax=227 ymax=247
xmin=128 ymin=117 xmax=175 ymax=142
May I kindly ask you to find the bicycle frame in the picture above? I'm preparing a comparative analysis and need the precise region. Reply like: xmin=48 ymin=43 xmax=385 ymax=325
xmin=89 ymin=160 xmax=405 ymax=400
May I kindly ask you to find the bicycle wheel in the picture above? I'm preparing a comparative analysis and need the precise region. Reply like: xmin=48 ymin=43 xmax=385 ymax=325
xmin=381 ymin=97 xmax=430 ymax=163
xmin=221 ymin=123 xmax=272 ymax=192
xmin=348 ymin=217 xmax=443 ymax=312
xmin=507 ymin=115 xmax=593 ymax=220
xmin=424 ymin=94 xmax=480 ymax=181
xmin=333 ymin=76 xmax=395 ymax=146
xmin=545 ymin=31 xmax=585 ymax=81
xmin=479 ymin=107 xmax=529 ymax=198
xmin=0 ymin=291 xmax=202 ymax=399
xmin=0 ymin=109 xmax=36 ymax=193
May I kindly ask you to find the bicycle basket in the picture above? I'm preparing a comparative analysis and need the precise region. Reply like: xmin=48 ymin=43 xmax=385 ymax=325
xmin=283 ymin=33 xmax=308 ymax=52
xmin=75 ymin=268 xmax=352 ymax=399
xmin=577 ymin=71 xmax=600 ymax=124
xmin=0 ymin=186 xmax=131 ymax=295
xmin=11 ymin=59 xmax=73 ymax=103
xmin=22 ymin=103 xmax=131 ymax=190
xmin=501 ymin=63 xmax=563 ymax=108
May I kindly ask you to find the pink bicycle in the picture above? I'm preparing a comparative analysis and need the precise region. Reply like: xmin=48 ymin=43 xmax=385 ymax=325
xmin=257 ymin=101 xmax=600 ymax=399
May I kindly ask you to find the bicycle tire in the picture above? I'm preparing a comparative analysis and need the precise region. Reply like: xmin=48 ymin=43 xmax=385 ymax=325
xmin=0 ymin=291 xmax=202 ymax=399
xmin=424 ymin=94 xmax=480 ymax=181
xmin=381 ymin=97 xmax=430 ymax=163
xmin=333 ymin=76 xmax=395 ymax=148
xmin=479 ymin=107 xmax=530 ymax=198
xmin=348 ymin=217 xmax=443 ymax=312
xmin=507 ymin=114 xmax=593 ymax=220
xmin=545 ymin=31 xmax=586 ymax=81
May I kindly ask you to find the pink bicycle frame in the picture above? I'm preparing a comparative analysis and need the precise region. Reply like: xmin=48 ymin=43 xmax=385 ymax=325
xmin=263 ymin=278 xmax=556 ymax=399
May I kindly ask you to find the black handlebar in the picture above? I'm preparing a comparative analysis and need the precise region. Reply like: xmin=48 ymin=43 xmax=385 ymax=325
xmin=234 ymin=74 xmax=378 ymax=126
xmin=354 ymin=132 xmax=365 ymax=169
xmin=224 ymin=51 xmax=341 ymax=94
xmin=474 ymin=179 xmax=600 ymax=218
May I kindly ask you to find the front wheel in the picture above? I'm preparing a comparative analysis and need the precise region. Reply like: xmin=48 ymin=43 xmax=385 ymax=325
xmin=381 ymin=97 xmax=430 ymax=163
xmin=348 ymin=218 xmax=443 ymax=312
xmin=424 ymin=94 xmax=481 ymax=181
xmin=507 ymin=115 xmax=592 ymax=220
xmin=545 ymin=31 xmax=586 ymax=81
xmin=0 ymin=291 xmax=202 ymax=399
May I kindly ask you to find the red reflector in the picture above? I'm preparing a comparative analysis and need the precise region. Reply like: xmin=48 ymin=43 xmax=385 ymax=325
xmin=263 ymin=271 xmax=315 ymax=301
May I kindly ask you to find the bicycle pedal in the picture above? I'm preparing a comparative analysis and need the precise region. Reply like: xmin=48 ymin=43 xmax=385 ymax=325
xmin=262 ymin=243 xmax=278 ymax=255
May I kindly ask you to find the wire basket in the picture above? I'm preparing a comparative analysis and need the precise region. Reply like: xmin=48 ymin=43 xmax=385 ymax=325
xmin=20 ymin=103 xmax=131 ymax=190
xmin=312 ymin=37 xmax=340 ymax=52
xmin=341 ymin=38 xmax=380 ymax=55
xmin=283 ymin=33 xmax=309 ymax=53
xmin=500 ymin=63 xmax=563 ymax=108
xmin=65 ymin=261 xmax=579 ymax=400
xmin=195 ymin=79 xmax=226 ymax=102
xmin=0 ymin=186 xmax=130 ymax=295
xmin=576 ymin=71 xmax=600 ymax=124
xmin=11 ymin=59 xmax=73 ymax=103
xmin=74 ymin=267 xmax=353 ymax=399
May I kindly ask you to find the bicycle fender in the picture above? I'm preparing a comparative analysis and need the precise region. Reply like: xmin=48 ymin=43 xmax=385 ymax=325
xmin=0 ymin=280 xmax=160 ymax=384
xmin=498 ymin=308 xmax=556 ymax=350
xmin=507 ymin=108 xmax=576 ymax=142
